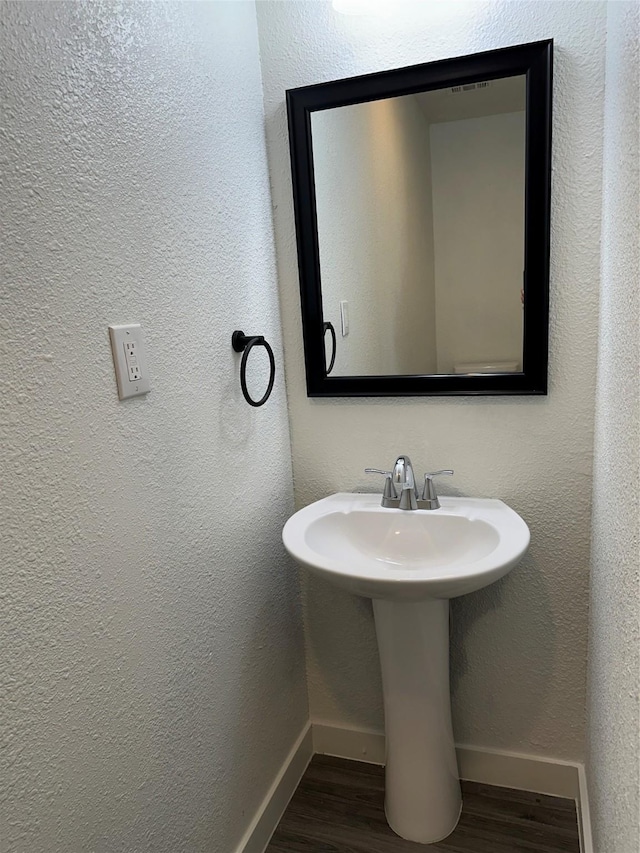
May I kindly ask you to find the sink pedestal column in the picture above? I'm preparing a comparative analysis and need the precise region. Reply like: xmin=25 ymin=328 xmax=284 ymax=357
xmin=373 ymin=598 xmax=462 ymax=844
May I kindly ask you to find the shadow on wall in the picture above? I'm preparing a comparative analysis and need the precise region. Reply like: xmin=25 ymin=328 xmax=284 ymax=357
xmin=305 ymin=575 xmax=384 ymax=727
xmin=303 ymin=530 xmax=556 ymax=749
xmin=142 ymin=502 xmax=306 ymax=848
xmin=450 ymin=545 xmax=556 ymax=748
xmin=219 ymin=379 xmax=253 ymax=447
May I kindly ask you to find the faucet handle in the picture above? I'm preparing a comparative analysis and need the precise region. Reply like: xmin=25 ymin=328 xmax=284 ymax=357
xmin=364 ymin=469 xmax=398 ymax=500
xmin=421 ymin=470 xmax=454 ymax=502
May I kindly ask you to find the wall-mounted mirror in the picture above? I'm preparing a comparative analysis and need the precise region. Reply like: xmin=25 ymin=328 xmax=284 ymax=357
xmin=287 ymin=40 xmax=552 ymax=396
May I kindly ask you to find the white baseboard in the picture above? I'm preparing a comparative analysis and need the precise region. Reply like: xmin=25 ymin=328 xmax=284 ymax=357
xmin=456 ymin=742 xmax=580 ymax=799
xmin=577 ymin=764 xmax=594 ymax=853
xmin=312 ymin=722 xmax=386 ymax=764
xmin=236 ymin=722 xmax=313 ymax=853
xmin=237 ymin=721 xmax=593 ymax=853
xmin=311 ymin=721 xmax=593 ymax=852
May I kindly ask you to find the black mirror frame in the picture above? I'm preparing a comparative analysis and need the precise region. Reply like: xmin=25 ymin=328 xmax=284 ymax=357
xmin=286 ymin=39 xmax=552 ymax=397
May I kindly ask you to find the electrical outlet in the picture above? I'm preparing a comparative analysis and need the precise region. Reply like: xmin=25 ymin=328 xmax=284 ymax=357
xmin=124 ymin=340 xmax=142 ymax=381
xmin=109 ymin=324 xmax=151 ymax=400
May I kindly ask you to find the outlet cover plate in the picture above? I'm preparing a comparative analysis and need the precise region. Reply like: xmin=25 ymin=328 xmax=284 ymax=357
xmin=109 ymin=324 xmax=151 ymax=400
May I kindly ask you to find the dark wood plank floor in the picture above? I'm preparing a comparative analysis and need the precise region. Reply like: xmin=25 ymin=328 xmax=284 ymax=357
xmin=266 ymin=756 xmax=580 ymax=853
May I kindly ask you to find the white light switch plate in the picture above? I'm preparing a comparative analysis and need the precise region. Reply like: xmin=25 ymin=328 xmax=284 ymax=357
xmin=109 ymin=324 xmax=151 ymax=400
xmin=340 ymin=300 xmax=350 ymax=337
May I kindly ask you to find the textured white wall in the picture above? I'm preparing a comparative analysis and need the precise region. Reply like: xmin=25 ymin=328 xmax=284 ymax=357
xmin=0 ymin=3 xmax=307 ymax=852
xmin=257 ymin=0 xmax=606 ymax=762
xmin=587 ymin=2 xmax=640 ymax=851
xmin=313 ymin=95 xmax=437 ymax=376
xmin=430 ymin=111 xmax=525 ymax=372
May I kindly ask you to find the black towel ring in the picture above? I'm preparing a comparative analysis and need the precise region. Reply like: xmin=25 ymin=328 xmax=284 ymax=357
xmin=231 ymin=330 xmax=276 ymax=407
xmin=323 ymin=321 xmax=337 ymax=375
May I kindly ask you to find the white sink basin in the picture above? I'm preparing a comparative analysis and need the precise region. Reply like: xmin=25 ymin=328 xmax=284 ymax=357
xmin=283 ymin=492 xmax=529 ymax=601
xmin=283 ymin=490 xmax=530 ymax=844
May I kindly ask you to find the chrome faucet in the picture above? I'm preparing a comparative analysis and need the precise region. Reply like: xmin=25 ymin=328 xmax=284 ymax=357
xmin=365 ymin=455 xmax=453 ymax=510
xmin=391 ymin=455 xmax=418 ymax=510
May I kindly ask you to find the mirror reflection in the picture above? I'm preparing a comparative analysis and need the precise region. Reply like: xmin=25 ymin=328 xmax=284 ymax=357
xmin=312 ymin=75 xmax=526 ymax=377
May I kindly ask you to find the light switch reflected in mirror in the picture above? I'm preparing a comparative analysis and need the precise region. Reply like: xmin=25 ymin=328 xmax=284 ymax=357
xmin=314 ymin=76 xmax=526 ymax=378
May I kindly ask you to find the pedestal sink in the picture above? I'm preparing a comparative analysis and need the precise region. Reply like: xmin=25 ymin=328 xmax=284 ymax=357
xmin=283 ymin=492 xmax=530 ymax=844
